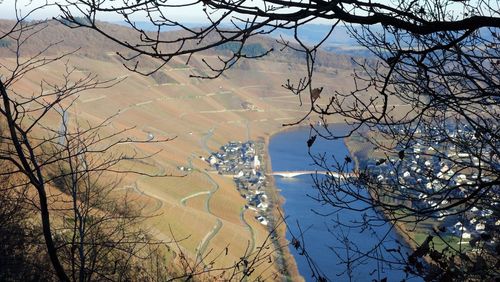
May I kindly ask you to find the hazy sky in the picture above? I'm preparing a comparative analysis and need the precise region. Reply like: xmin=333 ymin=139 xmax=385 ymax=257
xmin=0 ymin=0 xmax=59 ymax=20
xmin=0 ymin=0 xmax=208 ymax=22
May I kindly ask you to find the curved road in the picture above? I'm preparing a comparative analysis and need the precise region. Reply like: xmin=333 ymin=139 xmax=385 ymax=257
xmin=182 ymin=127 xmax=257 ymax=261
xmin=193 ymin=169 xmax=223 ymax=261
xmin=239 ymin=208 xmax=256 ymax=254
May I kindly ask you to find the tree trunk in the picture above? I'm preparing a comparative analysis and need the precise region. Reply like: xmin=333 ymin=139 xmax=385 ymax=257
xmin=0 ymin=81 xmax=70 ymax=282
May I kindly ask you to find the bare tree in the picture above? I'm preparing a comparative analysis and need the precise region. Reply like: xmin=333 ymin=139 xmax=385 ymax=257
xmin=46 ymin=107 xmax=170 ymax=281
xmin=0 ymin=15 xmax=96 ymax=281
xmin=54 ymin=0 xmax=500 ymax=280
xmin=0 ymin=4 xmax=176 ymax=281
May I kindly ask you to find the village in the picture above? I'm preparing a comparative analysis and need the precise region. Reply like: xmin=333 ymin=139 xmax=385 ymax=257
xmin=366 ymin=123 xmax=499 ymax=251
xmin=204 ymin=140 xmax=271 ymax=226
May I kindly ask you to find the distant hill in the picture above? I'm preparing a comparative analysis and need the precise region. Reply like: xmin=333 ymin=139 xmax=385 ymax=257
xmin=111 ymin=21 xmax=375 ymax=58
xmin=272 ymin=24 xmax=359 ymax=45
xmin=116 ymin=21 xmax=359 ymax=44
xmin=0 ymin=19 xmax=364 ymax=70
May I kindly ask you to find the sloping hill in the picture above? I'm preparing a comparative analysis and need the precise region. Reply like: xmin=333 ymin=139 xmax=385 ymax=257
xmin=1 ymin=18 xmax=362 ymax=280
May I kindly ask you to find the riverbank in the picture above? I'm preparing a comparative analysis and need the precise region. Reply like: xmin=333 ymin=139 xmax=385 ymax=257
xmin=344 ymin=137 xmax=428 ymax=261
xmin=262 ymin=128 xmax=305 ymax=282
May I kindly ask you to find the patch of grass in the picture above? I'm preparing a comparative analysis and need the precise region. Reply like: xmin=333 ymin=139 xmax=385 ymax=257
xmin=414 ymin=232 xmax=471 ymax=252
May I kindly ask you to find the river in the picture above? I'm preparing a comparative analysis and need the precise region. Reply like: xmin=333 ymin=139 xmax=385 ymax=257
xmin=269 ymin=126 xmax=418 ymax=281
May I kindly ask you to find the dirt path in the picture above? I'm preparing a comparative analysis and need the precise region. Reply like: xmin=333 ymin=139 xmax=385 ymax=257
xmin=179 ymin=191 xmax=210 ymax=205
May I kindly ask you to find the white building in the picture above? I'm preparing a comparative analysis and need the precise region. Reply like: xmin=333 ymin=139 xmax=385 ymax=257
xmin=209 ymin=155 xmax=218 ymax=165
xmin=253 ymin=155 xmax=261 ymax=169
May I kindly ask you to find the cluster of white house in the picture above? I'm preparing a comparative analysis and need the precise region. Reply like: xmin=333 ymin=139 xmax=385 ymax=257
xmin=367 ymin=123 xmax=498 ymax=248
xmin=205 ymin=141 xmax=270 ymax=226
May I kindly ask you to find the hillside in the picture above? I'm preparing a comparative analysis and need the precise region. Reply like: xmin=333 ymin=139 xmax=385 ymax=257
xmin=1 ymin=19 xmax=365 ymax=279
xmin=0 ymin=19 xmax=358 ymax=69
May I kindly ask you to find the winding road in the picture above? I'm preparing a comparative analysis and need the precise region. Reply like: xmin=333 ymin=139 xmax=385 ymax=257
xmin=85 ymin=82 xmax=269 ymax=262
xmin=179 ymin=127 xmax=258 ymax=262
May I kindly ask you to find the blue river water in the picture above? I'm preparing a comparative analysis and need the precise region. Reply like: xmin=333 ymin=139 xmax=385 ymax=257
xmin=269 ymin=126 xmax=418 ymax=282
